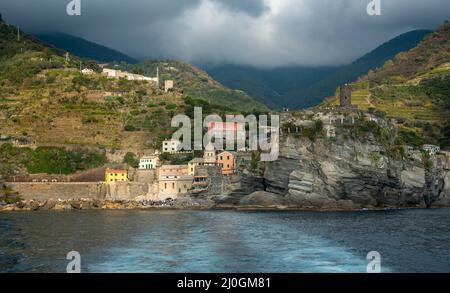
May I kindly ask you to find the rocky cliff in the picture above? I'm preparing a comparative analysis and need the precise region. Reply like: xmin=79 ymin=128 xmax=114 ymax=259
xmin=227 ymin=132 xmax=450 ymax=210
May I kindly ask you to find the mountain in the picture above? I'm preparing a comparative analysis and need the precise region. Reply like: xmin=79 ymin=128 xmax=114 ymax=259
xmin=206 ymin=29 xmax=432 ymax=110
xmin=35 ymin=33 xmax=138 ymax=64
xmin=325 ymin=21 xmax=450 ymax=148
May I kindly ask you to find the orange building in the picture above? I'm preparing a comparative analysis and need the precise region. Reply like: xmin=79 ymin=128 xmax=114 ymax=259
xmin=216 ymin=151 xmax=236 ymax=175
xmin=207 ymin=121 xmax=245 ymax=139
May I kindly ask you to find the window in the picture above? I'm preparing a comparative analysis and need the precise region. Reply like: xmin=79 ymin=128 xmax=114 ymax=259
xmin=172 ymin=183 xmax=175 ymax=189
xmin=164 ymin=183 xmax=167 ymax=189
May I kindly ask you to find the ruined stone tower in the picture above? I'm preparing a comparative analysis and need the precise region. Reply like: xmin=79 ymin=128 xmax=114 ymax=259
xmin=339 ymin=84 xmax=352 ymax=107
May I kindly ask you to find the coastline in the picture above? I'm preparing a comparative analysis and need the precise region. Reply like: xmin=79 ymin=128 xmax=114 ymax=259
xmin=0 ymin=198 xmax=444 ymax=213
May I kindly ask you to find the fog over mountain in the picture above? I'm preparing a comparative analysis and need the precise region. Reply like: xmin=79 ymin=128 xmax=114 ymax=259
xmin=0 ymin=0 xmax=449 ymax=67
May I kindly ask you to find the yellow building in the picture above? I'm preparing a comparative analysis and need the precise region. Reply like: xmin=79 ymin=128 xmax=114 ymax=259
xmin=105 ymin=168 xmax=128 ymax=182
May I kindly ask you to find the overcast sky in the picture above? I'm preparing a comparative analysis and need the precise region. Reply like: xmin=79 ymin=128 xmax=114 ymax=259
xmin=0 ymin=0 xmax=449 ymax=68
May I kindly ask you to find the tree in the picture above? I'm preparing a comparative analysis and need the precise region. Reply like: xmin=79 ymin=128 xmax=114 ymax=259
xmin=123 ymin=152 xmax=139 ymax=168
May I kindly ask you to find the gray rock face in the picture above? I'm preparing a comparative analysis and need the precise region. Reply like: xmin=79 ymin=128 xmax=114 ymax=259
xmin=233 ymin=133 xmax=449 ymax=210
xmin=240 ymin=191 xmax=284 ymax=206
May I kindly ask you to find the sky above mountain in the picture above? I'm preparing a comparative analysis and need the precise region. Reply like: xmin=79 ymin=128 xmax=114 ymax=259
xmin=0 ymin=0 xmax=449 ymax=68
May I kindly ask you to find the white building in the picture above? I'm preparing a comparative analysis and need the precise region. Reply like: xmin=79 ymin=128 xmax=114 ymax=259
xmin=162 ymin=139 xmax=181 ymax=153
xmin=81 ymin=68 xmax=95 ymax=75
xmin=325 ymin=125 xmax=336 ymax=138
xmin=102 ymin=68 xmax=159 ymax=84
xmin=422 ymin=145 xmax=441 ymax=156
xmin=139 ymin=156 xmax=159 ymax=170
xmin=165 ymin=80 xmax=174 ymax=93
xmin=203 ymin=142 xmax=216 ymax=164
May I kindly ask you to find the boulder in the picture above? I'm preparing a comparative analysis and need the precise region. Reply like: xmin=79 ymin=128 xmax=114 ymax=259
xmin=240 ymin=191 xmax=284 ymax=206
xmin=41 ymin=199 xmax=56 ymax=210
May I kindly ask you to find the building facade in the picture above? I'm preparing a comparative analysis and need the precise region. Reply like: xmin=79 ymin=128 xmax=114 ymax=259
xmin=207 ymin=121 xmax=245 ymax=140
xmin=164 ymin=80 xmax=174 ymax=93
xmin=105 ymin=168 xmax=128 ymax=182
xmin=203 ymin=142 xmax=217 ymax=164
xmin=139 ymin=156 xmax=159 ymax=170
xmin=162 ymin=139 xmax=181 ymax=153
xmin=158 ymin=165 xmax=193 ymax=198
xmin=422 ymin=144 xmax=441 ymax=156
xmin=217 ymin=151 xmax=236 ymax=175
xmin=188 ymin=158 xmax=204 ymax=175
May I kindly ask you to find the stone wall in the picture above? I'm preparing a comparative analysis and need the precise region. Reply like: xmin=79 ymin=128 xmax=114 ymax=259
xmin=5 ymin=182 xmax=106 ymax=201
xmin=5 ymin=181 xmax=161 ymax=202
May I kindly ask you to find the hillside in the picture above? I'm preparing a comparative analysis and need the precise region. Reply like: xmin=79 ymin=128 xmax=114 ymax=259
xmin=207 ymin=30 xmax=431 ymax=109
xmin=0 ymin=16 xmax=264 ymax=178
xmin=35 ymin=33 xmax=138 ymax=64
xmin=325 ymin=21 xmax=450 ymax=148
xmin=32 ymin=32 xmax=267 ymax=112
xmin=120 ymin=60 xmax=268 ymax=111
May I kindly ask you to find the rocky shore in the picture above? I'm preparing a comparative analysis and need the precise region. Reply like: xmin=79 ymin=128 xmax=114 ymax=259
xmin=2 ymin=194 xmax=448 ymax=212
xmin=0 ymin=198 xmax=206 ymax=212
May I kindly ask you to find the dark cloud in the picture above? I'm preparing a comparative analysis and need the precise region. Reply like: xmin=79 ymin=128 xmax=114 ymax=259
xmin=0 ymin=0 xmax=449 ymax=67
xmin=211 ymin=0 xmax=269 ymax=17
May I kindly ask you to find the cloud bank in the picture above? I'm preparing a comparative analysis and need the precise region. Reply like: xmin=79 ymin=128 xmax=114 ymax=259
xmin=0 ymin=0 xmax=449 ymax=67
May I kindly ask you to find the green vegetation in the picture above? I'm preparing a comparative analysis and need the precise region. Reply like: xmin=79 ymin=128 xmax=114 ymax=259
xmin=0 ymin=185 xmax=22 ymax=204
xmin=118 ymin=60 xmax=268 ymax=111
xmin=327 ymin=21 xmax=450 ymax=148
xmin=123 ymin=152 xmax=139 ymax=168
xmin=0 ymin=143 xmax=106 ymax=176
xmin=159 ymin=152 xmax=193 ymax=165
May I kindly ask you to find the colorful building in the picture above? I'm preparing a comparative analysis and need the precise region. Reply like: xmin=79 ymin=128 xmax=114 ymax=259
xmin=217 ymin=151 xmax=236 ymax=175
xmin=207 ymin=121 xmax=245 ymax=139
xmin=188 ymin=158 xmax=205 ymax=175
xmin=105 ymin=168 xmax=128 ymax=182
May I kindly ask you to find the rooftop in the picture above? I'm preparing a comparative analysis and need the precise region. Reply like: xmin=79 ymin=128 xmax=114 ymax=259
xmin=189 ymin=158 xmax=205 ymax=163
xmin=105 ymin=168 xmax=127 ymax=174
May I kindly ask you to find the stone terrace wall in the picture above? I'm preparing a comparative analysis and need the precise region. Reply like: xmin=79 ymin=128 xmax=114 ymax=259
xmin=6 ymin=182 xmax=106 ymax=201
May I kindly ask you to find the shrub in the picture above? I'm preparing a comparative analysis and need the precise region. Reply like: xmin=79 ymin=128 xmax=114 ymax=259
xmin=123 ymin=152 xmax=139 ymax=168
xmin=124 ymin=125 xmax=136 ymax=131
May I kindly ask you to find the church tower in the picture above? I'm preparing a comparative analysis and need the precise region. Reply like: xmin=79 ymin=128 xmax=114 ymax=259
xmin=203 ymin=142 xmax=216 ymax=164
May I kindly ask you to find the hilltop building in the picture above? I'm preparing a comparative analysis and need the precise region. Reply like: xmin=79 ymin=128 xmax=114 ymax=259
xmin=164 ymin=80 xmax=174 ymax=93
xmin=102 ymin=68 xmax=159 ymax=84
xmin=81 ymin=68 xmax=94 ymax=75
xmin=105 ymin=168 xmax=128 ymax=182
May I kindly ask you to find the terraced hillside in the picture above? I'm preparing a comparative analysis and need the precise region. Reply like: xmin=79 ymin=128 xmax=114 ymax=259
xmin=325 ymin=21 xmax=450 ymax=148
xmin=120 ymin=60 xmax=267 ymax=111
xmin=0 ymin=15 xmax=270 ymax=179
